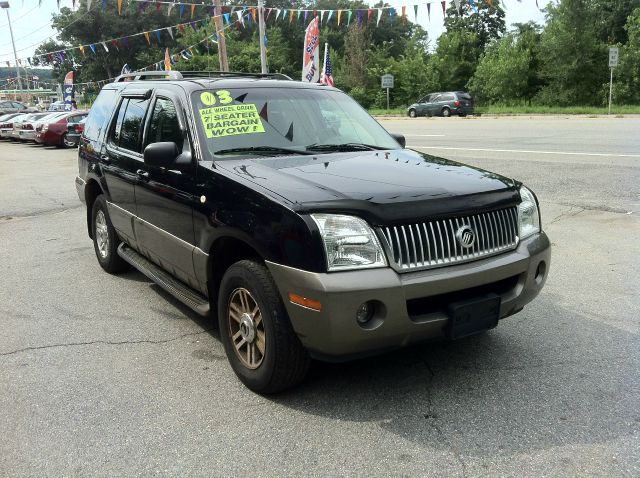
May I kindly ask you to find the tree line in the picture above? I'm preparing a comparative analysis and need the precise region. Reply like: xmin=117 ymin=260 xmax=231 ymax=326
xmin=34 ymin=0 xmax=640 ymax=108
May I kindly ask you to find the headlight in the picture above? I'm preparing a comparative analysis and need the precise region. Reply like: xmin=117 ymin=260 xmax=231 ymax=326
xmin=518 ymin=186 xmax=541 ymax=239
xmin=311 ymin=214 xmax=387 ymax=271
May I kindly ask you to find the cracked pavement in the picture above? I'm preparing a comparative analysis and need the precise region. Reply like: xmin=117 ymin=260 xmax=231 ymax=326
xmin=1 ymin=117 xmax=639 ymax=477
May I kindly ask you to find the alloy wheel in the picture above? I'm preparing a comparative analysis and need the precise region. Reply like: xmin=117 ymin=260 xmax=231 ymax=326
xmin=95 ymin=210 xmax=109 ymax=259
xmin=228 ymin=287 xmax=266 ymax=369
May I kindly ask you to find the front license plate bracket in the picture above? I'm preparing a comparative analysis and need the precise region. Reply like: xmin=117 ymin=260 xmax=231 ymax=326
xmin=446 ymin=293 xmax=501 ymax=339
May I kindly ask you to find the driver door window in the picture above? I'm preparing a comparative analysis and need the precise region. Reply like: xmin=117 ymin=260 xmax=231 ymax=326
xmin=145 ymin=97 xmax=183 ymax=151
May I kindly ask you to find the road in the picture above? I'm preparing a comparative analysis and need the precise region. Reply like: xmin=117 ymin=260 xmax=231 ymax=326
xmin=0 ymin=117 xmax=638 ymax=477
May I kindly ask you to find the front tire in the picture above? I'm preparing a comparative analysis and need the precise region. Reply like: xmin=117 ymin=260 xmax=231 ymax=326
xmin=218 ymin=260 xmax=310 ymax=394
xmin=91 ymin=195 xmax=129 ymax=274
xmin=408 ymin=109 xmax=417 ymax=118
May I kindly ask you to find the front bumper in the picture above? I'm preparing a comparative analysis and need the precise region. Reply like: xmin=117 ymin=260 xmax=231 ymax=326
xmin=267 ymin=232 xmax=550 ymax=360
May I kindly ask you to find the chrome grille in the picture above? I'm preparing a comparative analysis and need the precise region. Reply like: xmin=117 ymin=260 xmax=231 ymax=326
xmin=379 ymin=207 xmax=519 ymax=271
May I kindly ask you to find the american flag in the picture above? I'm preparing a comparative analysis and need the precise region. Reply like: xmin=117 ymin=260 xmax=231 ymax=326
xmin=320 ymin=45 xmax=334 ymax=87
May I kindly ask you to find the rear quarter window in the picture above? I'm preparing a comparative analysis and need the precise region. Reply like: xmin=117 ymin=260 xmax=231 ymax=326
xmin=84 ymin=88 xmax=118 ymax=142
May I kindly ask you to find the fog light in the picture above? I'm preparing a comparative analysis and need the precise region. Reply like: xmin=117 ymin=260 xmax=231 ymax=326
xmin=535 ymin=261 xmax=547 ymax=285
xmin=356 ymin=301 xmax=374 ymax=324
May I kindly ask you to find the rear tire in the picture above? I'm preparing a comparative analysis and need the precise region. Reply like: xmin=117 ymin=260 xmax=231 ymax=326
xmin=58 ymin=133 xmax=68 ymax=148
xmin=442 ymin=107 xmax=451 ymax=117
xmin=63 ymin=134 xmax=76 ymax=148
xmin=91 ymin=195 xmax=129 ymax=274
xmin=218 ymin=260 xmax=310 ymax=394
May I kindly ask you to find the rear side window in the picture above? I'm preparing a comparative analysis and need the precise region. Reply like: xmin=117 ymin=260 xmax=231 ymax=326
xmin=84 ymin=88 xmax=118 ymax=142
xmin=441 ymin=94 xmax=455 ymax=101
xmin=110 ymin=97 xmax=150 ymax=153
xmin=145 ymin=98 xmax=183 ymax=151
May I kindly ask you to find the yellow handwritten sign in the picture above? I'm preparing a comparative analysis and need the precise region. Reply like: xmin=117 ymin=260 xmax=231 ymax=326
xmin=199 ymin=104 xmax=265 ymax=139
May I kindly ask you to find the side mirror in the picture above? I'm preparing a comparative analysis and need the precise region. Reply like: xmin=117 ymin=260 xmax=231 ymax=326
xmin=143 ymin=142 xmax=192 ymax=171
xmin=391 ymin=133 xmax=406 ymax=148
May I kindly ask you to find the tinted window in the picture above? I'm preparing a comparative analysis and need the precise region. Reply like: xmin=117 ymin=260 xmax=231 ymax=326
xmin=458 ymin=93 xmax=472 ymax=100
xmin=69 ymin=114 xmax=88 ymax=123
xmin=12 ymin=102 xmax=25 ymax=109
xmin=110 ymin=99 xmax=127 ymax=147
xmin=146 ymin=98 xmax=183 ymax=151
xmin=84 ymin=88 xmax=118 ymax=142
xmin=441 ymin=94 xmax=455 ymax=101
xmin=430 ymin=94 xmax=441 ymax=102
xmin=0 ymin=102 xmax=12 ymax=108
xmin=118 ymin=98 xmax=149 ymax=152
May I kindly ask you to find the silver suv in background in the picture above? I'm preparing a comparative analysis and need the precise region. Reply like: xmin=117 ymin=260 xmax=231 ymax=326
xmin=408 ymin=91 xmax=475 ymax=118
xmin=0 ymin=100 xmax=38 ymax=115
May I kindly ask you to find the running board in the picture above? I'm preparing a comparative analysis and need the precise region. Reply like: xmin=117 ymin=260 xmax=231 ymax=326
xmin=117 ymin=244 xmax=210 ymax=316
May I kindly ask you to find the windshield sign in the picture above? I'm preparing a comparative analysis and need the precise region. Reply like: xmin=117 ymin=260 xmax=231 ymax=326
xmin=191 ymin=87 xmax=399 ymax=159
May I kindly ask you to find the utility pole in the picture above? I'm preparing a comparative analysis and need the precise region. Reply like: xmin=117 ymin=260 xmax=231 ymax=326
xmin=213 ymin=0 xmax=228 ymax=71
xmin=1 ymin=2 xmax=23 ymax=100
xmin=257 ymin=0 xmax=268 ymax=73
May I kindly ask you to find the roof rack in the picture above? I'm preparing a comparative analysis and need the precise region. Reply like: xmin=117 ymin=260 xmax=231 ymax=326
xmin=114 ymin=71 xmax=183 ymax=82
xmin=113 ymin=70 xmax=292 ymax=83
xmin=179 ymin=71 xmax=292 ymax=81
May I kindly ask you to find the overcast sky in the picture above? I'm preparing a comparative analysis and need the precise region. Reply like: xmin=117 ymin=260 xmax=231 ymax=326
xmin=0 ymin=0 xmax=550 ymax=66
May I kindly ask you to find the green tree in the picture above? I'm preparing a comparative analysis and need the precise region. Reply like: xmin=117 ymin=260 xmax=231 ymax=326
xmin=431 ymin=0 xmax=506 ymax=91
xmin=33 ymin=0 xmax=209 ymax=84
xmin=613 ymin=7 xmax=640 ymax=104
xmin=443 ymin=0 xmax=506 ymax=53
xmin=536 ymin=0 xmax=607 ymax=105
xmin=467 ymin=34 xmax=531 ymax=104
xmin=467 ymin=22 xmax=543 ymax=104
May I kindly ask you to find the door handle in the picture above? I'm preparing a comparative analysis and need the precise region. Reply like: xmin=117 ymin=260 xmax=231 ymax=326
xmin=99 ymin=154 xmax=110 ymax=164
xmin=136 ymin=169 xmax=149 ymax=179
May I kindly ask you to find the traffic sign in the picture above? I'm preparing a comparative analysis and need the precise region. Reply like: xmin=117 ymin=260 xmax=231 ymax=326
xmin=381 ymin=74 xmax=394 ymax=89
xmin=609 ymin=47 xmax=619 ymax=68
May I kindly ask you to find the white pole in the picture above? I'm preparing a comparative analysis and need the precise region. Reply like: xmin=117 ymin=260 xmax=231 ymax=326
xmin=257 ymin=0 xmax=268 ymax=73
xmin=320 ymin=43 xmax=328 ymax=84
xmin=4 ymin=7 xmax=23 ymax=100
xmin=386 ymin=87 xmax=390 ymax=110
xmin=608 ymin=67 xmax=613 ymax=115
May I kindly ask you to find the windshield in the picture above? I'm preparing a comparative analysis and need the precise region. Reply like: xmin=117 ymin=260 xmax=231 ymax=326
xmin=191 ymin=87 xmax=399 ymax=159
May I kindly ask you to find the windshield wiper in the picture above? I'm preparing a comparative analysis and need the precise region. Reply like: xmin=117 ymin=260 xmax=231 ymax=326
xmin=305 ymin=142 xmax=386 ymax=152
xmin=214 ymin=146 xmax=312 ymax=156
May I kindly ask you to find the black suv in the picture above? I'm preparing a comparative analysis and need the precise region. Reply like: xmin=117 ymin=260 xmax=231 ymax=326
xmin=76 ymin=71 xmax=549 ymax=393
xmin=408 ymin=91 xmax=474 ymax=118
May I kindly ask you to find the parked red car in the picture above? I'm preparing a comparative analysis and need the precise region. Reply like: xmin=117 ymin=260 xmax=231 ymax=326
xmin=35 ymin=110 xmax=88 ymax=147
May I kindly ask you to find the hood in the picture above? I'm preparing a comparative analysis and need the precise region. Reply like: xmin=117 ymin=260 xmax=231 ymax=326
xmin=216 ymin=149 xmax=520 ymax=225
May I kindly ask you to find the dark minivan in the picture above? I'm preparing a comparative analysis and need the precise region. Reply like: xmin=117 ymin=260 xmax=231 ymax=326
xmin=76 ymin=71 xmax=548 ymax=393
xmin=408 ymin=91 xmax=475 ymax=118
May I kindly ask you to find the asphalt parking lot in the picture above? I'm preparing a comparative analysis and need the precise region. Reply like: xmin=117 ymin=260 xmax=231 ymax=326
xmin=1 ymin=116 xmax=638 ymax=477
